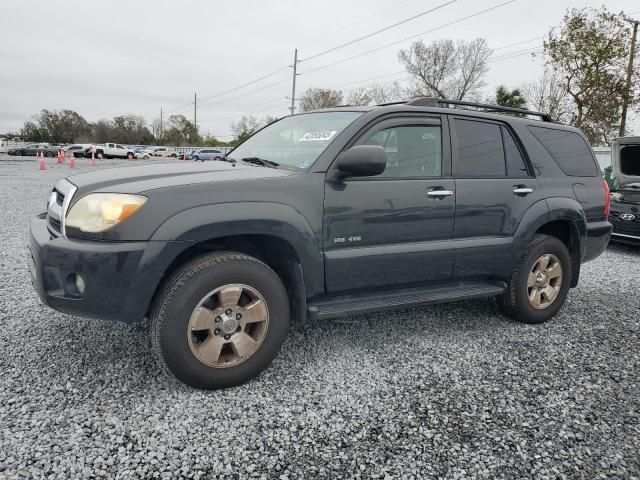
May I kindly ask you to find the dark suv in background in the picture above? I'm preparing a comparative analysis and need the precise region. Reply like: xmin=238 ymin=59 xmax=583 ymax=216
xmin=29 ymin=98 xmax=611 ymax=389
xmin=608 ymin=136 xmax=640 ymax=244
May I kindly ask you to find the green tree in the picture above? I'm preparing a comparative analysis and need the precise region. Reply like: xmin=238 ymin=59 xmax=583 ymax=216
xmin=544 ymin=7 xmax=638 ymax=144
xmin=111 ymin=115 xmax=154 ymax=144
xmin=20 ymin=121 xmax=44 ymax=142
xmin=231 ymin=116 xmax=261 ymax=144
xmin=398 ymin=39 xmax=491 ymax=100
xmin=299 ymin=88 xmax=343 ymax=111
xmin=494 ymin=86 xmax=527 ymax=109
xmin=161 ymin=115 xmax=200 ymax=146
xmin=20 ymin=109 xmax=91 ymax=143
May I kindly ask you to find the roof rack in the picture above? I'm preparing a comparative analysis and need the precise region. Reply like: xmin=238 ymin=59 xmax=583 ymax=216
xmin=380 ymin=97 xmax=553 ymax=122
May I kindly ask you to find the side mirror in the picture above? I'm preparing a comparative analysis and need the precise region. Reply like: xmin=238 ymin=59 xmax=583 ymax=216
xmin=333 ymin=145 xmax=387 ymax=180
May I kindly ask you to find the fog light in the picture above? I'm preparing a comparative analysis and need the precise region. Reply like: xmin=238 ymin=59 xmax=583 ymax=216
xmin=74 ymin=274 xmax=85 ymax=295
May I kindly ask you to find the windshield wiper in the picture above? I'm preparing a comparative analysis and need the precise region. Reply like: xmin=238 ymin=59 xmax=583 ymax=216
xmin=240 ymin=157 xmax=279 ymax=168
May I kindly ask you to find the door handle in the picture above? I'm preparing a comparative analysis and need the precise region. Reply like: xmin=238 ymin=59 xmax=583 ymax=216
xmin=427 ymin=190 xmax=454 ymax=197
xmin=513 ymin=186 xmax=534 ymax=195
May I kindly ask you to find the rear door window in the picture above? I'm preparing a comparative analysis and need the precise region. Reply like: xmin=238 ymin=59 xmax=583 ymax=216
xmin=454 ymin=119 xmax=505 ymax=177
xmin=528 ymin=126 xmax=598 ymax=176
xmin=501 ymin=126 xmax=529 ymax=177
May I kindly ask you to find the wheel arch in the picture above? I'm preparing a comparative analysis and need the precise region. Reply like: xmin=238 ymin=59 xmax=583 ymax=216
xmin=145 ymin=202 xmax=323 ymax=324
xmin=515 ymin=197 xmax=586 ymax=288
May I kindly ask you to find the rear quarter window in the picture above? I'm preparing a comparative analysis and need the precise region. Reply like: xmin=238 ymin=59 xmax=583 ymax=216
xmin=528 ymin=126 xmax=598 ymax=176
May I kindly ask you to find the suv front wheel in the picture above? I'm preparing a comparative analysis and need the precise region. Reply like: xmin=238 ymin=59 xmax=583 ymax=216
xmin=151 ymin=251 xmax=290 ymax=389
xmin=498 ymin=234 xmax=571 ymax=324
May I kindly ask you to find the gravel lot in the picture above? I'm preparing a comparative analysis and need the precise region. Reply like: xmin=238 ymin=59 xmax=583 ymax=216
xmin=1 ymin=156 xmax=639 ymax=479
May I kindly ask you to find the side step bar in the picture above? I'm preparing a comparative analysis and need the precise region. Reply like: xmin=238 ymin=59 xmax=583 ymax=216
xmin=307 ymin=281 xmax=506 ymax=321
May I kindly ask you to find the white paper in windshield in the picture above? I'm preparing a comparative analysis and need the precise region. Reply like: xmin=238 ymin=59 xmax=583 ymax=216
xmin=299 ymin=131 xmax=337 ymax=142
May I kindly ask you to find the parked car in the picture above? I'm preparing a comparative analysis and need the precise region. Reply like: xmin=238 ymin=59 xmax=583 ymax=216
xmin=132 ymin=148 xmax=152 ymax=160
xmin=150 ymin=147 xmax=178 ymax=158
xmin=191 ymin=148 xmax=226 ymax=161
xmin=607 ymin=136 xmax=640 ymax=245
xmin=9 ymin=143 xmax=58 ymax=157
xmin=0 ymin=140 xmax=7 ymax=155
xmin=91 ymin=143 xmax=135 ymax=159
xmin=64 ymin=144 xmax=93 ymax=158
xmin=30 ymin=98 xmax=611 ymax=389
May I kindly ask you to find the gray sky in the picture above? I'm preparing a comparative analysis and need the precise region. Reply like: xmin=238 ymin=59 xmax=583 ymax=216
xmin=1 ymin=0 xmax=638 ymax=140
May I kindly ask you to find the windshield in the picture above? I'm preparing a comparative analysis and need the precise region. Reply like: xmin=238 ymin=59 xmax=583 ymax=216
xmin=229 ymin=111 xmax=363 ymax=170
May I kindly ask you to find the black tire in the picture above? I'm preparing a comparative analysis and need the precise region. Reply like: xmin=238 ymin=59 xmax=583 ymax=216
xmin=15 ymin=150 xmax=22 ymax=156
xmin=45 ymin=151 xmax=54 ymax=157
xmin=171 ymin=153 xmax=177 ymax=158
xmin=96 ymin=151 xmax=104 ymax=159
xmin=151 ymin=251 xmax=290 ymax=389
xmin=127 ymin=152 xmax=134 ymax=160
xmin=498 ymin=234 xmax=571 ymax=324
xmin=193 ymin=156 xmax=199 ymax=161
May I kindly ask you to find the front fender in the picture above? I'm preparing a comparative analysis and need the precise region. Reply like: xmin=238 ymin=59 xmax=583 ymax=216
xmin=149 ymin=202 xmax=324 ymax=296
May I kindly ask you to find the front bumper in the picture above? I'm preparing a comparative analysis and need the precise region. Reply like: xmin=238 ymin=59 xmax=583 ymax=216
xmin=29 ymin=214 xmax=189 ymax=323
xmin=609 ymin=209 xmax=640 ymax=245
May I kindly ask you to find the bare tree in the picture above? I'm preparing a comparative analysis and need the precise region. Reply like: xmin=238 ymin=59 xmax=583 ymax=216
xmin=346 ymin=87 xmax=373 ymax=106
xmin=523 ymin=69 xmax=573 ymax=123
xmin=398 ymin=39 xmax=491 ymax=100
xmin=299 ymin=88 xmax=343 ymax=111
xmin=367 ymin=81 xmax=405 ymax=104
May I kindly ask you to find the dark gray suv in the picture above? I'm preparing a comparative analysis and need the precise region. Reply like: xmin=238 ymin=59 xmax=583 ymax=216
xmin=29 ymin=98 xmax=612 ymax=389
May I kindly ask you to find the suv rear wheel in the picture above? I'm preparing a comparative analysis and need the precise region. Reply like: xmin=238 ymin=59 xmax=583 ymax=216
xmin=151 ymin=251 xmax=290 ymax=389
xmin=498 ymin=234 xmax=571 ymax=324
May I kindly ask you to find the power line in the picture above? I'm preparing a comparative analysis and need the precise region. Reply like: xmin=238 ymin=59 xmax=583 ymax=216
xmin=301 ymin=0 xmax=414 ymax=49
xmin=492 ymin=36 xmax=541 ymax=51
xmin=490 ymin=45 xmax=543 ymax=61
xmin=301 ymin=0 xmax=457 ymax=62
xmin=197 ymin=76 xmax=291 ymax=110
xmin=489 ymin=48 xmax=543 ymax=63
xmin=300 ymin=0 xmax=518 ymax=75
xmin=197 ymin=99 xmax=288 ymax=123
xmin=197 ymin=65 xmax=290 ymax=103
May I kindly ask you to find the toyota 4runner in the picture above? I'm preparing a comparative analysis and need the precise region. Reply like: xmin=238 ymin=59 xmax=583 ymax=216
xmin=29 ymin=98 xmax=612 ymax=389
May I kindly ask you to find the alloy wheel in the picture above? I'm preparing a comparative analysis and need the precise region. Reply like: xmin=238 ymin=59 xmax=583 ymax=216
xmin=187 ymin=284 xmax=269 ymax=368
xmin=527 ymin=254 xmax=563 ymax=310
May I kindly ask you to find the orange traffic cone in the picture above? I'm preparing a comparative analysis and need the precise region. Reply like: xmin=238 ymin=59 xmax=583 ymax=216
xmin=38 ymin=152 xmax=46 ymax=170
xmin=91 ymin=151 xmax=96 ymax=166
xmin=57 ymin=150 xmax=62 ymax=163
xmin=69 ymin=154 xmax=75 ymax=169
xmin=61 ymin=150 xmax=66 ymax=163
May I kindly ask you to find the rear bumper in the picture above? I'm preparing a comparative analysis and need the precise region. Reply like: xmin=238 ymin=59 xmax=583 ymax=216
xmin=583 ymin=220 xmax=612 ymax=262
xmin=29 ymin=214 xmax=190 ymax=323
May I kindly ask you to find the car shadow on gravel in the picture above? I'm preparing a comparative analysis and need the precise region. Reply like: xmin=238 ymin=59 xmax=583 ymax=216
xmin=36 ymin=297 xmax=514 ymax=391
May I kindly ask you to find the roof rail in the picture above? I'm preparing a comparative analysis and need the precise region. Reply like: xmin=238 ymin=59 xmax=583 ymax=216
xmin=383 ymin=97 xmax=554 ymax=122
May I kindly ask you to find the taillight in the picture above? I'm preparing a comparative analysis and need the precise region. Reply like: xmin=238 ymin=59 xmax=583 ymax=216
xmin=602 ymin=177 xmax=611 ymax=217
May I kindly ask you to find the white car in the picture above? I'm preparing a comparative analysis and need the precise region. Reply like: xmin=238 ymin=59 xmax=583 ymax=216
xmin=133 ymin=149 xmax=152 ymax=159
xmin=150 ymin=146 xmax=178 ymax=158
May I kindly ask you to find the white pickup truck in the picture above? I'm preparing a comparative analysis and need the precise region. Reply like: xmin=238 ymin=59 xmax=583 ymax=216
xmin=92 ymin=143 xmax=135 ymax=159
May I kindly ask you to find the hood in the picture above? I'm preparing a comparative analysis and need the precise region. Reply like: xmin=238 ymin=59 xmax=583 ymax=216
xmin=66 ymin=160 xmax=295 ymax=196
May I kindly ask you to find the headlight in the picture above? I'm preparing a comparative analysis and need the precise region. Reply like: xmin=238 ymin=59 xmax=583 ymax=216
xmin=65 ymin=193 xmax=147 ymax=233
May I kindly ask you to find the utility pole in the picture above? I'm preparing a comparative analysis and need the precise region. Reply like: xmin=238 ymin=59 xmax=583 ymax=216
xmin=194 ymin=93 xmax=197 ymax=126
xmin=620 ymin=16 xmax=639 ymax=137
xmin=160 ymin=107 xmax=163 ymax=138
xmin=289 ymin=49 xmax=299 ymax=115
